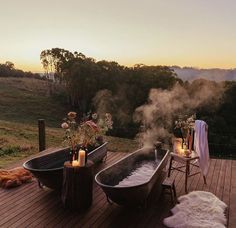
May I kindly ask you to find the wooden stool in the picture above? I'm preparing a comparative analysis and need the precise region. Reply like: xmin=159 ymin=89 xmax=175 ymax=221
xmin=61 ymin=160 xmax=94 ymax=211
xmin=168 ymin=152 xmax=206 ymax=193
xmin=162 ymin=178 xmax=177 ymax=204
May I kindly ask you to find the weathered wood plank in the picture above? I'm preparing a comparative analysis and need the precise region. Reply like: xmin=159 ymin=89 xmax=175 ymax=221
xmin=203 ymin=159 xmax=220 ymax=192
xmin=0 ymin=153 xmax=233 ymax=228
xmin=0 ymin=190 xmax=55 ymax=226
xmin=222 ymin=159 xmax=232 ymax=228
xmin=198 ymin=159 xmax=216 ymax=191
xmin=215 ymin=159 xmax=227 ymax=200
xmin=6 ymin=193 xmax=59 ymax=227
xmin=130 ymin=162 xmax=180 ymax=228
xmin=229 ymin=160 xmax=236 ymax=228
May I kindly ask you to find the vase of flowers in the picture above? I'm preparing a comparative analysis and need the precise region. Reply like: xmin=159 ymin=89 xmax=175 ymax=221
xmin=173 ymin=114 xmax=195 ymax=154
xmin=174 ymin=114 xmax=195 ymax=137
xmin=61 ymin=111 xmax=113 ymax=165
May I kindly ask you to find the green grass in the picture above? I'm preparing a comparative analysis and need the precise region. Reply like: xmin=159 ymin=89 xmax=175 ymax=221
xmin=0 ymin=77 xmax=68 ymax=127
xmin=105 ymin=136 xmax=140 ymax=152
xmin=0 ymin=119 xmax=140 ymax=168
xmin=0 ymin=119 xmax=65 ymax=168
xmin=0 ymin=77 xmax=139 ymax=168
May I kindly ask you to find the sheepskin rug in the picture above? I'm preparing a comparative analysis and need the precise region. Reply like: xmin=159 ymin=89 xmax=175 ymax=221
xmin=0 ymin=167 xmax=33 ymax=188
xmin=163 ymin=191 xmax=227 ymax=228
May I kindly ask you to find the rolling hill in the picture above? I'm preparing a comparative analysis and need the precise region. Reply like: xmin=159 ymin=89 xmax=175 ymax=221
xmin=0 ymin=77 xmax=138 ymax=168
xmin=172 ymin=66 xmax=236 ymax=82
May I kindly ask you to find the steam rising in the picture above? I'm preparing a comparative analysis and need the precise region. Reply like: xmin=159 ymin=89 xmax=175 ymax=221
xmin=134 ymin=81 xmax=225 ymax=147
xmin=92 ymin=89 xmax=113 ymax=115
xmin=92 ymin=89 xmax=131 ymax=125
xmin=92 ymin=80 xmax=225 ymax=149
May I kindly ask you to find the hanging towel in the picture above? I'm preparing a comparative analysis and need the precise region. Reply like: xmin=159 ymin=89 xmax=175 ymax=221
xmin=194 ymin=120 xmax=210 ymax=176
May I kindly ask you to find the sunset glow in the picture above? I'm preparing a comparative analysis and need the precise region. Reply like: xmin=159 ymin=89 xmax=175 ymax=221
xmin=0 ymin=0 xmax=236 ymax=72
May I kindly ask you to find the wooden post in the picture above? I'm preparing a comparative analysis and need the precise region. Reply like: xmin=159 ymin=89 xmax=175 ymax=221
xmin=38 ymin=119 xmax=46 ymax=152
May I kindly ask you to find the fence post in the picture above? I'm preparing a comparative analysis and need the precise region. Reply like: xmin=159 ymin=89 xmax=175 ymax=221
xmin=38 ymin=119 xmax=46 ymax=152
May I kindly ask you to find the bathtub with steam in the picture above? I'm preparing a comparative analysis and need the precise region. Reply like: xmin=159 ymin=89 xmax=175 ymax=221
xmin=95 ymin=147 xmax=169 ymax=207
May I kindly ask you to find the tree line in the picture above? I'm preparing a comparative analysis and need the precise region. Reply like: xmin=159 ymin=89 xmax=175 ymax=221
xmin=0 ymin=61 xmax=40 ymax=79
xmin=40 ymin=48 xmax=184 ymax=137
xmin=38 ymin=48 xmax=236 ymax=157
xmin=40 ymin=48 xmax=236 ymax=142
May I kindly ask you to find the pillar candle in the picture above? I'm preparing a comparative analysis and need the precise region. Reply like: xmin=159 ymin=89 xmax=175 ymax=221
xmin=79 ymin=149 xmax=86 ymax=167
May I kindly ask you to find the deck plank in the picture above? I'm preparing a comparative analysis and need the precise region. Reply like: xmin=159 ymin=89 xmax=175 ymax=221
xmin=215 ymin=159 xmax=227 ymax=200
xmin=134 ymin=162 xmax=181 ymax=228
xmin=203 ymin=158 xmax=220 ymax=193
xmin=198 ymin=158 xmax=216 ymax=191
xmin=0 ymin=151 xmax=234 ymax=228
xmin=222 ymin=159 xmax=232 ymax=227
xmin=229 ymin=160 xmax=236 ymax=228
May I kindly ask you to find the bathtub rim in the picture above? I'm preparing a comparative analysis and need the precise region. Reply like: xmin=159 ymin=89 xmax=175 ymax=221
xmin=95 ymin=147 xmax=169 ymax=189
xmin=23 ymin=142 xmax=108 ymax=172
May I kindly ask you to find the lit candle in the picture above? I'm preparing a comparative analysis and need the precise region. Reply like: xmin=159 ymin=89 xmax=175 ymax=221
xmin=79 ymin=149 xmax=86 ymax=167
xmin=72 ymin=160 xmax=79 ymax=166
xmin=179 ymin=148 xmax=185 ymax=156
xmin=173 ymin=138 xmax=182 ymax=154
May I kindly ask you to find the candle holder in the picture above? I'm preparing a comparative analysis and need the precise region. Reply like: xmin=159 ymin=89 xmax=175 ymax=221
xmin=69 ymin=149 xmax=73 ymax=163
xmin=173 ymin=137 xmax=183 ymax=154
xmin=85 ymin=148 xmax=88 ymax=164
xmin=72 ymin=160 xmax=80 ymax=166
xmin=69 ymin=148 xmax=76 ymax=163
xmin=184 ymin=147 xmax=191 ymax=157
xmin=75 ymin=146 xmax=79 ymax=161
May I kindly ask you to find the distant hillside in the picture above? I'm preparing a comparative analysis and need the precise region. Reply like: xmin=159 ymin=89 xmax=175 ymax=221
xmin=0 ymin=77 xmax=68 ymax=127
xmin=172 ymin=66 xmax=236 ymax=82
xmin=0 ymin=77 xmax=139 ymax=168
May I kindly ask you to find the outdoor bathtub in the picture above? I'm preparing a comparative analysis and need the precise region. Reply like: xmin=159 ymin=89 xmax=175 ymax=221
xmin=95 ymin=147 xmax=169 ymax=207
xmin=23 ymin=142 xmax=108 ymax=190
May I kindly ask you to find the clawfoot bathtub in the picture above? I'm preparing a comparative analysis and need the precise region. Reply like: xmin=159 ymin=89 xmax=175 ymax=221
xmin=95 ymin=147 xmax=169 ymax=207
xmin=23 ymin=142 xmax=108 ymax=190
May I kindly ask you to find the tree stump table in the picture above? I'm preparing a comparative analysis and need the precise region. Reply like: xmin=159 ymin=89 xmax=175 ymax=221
xmin=61 ymin=160 xmax=94 ymax=211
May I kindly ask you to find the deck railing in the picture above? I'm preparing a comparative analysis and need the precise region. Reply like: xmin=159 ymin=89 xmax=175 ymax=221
xmin=209 ymin=132 xmax=236 ymax=159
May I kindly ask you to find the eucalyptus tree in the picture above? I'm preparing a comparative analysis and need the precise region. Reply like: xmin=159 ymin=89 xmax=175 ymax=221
xmin=40 ymin=48 xmax=74 ymax=82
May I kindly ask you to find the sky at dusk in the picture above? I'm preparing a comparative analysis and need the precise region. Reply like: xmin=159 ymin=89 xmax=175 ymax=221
xmin=0 ymin=0 xmax=236 ymax=72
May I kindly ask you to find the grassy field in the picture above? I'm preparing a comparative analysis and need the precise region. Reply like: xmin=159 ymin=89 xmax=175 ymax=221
xmin=0 ymin=77 xmax=139 ymax=168
xmin=0 ymin=77 xmax=68 ymax=126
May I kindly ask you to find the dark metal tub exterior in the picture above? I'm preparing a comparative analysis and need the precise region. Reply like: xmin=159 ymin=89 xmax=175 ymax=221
xmin=23 ymin=142 xmax=108 ymax=190
xmin=95 ymin=147 xmax=169 ymax=206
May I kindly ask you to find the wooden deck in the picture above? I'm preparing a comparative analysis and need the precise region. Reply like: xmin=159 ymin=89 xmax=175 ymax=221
xmin=0 ymin=151 xmax=235 ymax=228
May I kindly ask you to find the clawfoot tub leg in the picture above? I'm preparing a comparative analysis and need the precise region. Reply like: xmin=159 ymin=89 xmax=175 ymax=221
xmin=103 ymin=153 xmax=108 ymax=163
xmin=38 ymin=180 xmax=44 ymax=188
xmin=106 ymin=195 xmax=113 ymax=204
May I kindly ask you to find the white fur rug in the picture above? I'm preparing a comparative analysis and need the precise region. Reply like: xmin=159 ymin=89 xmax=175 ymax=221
xmin=163 ymin=191 xmax=227 ymax=228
